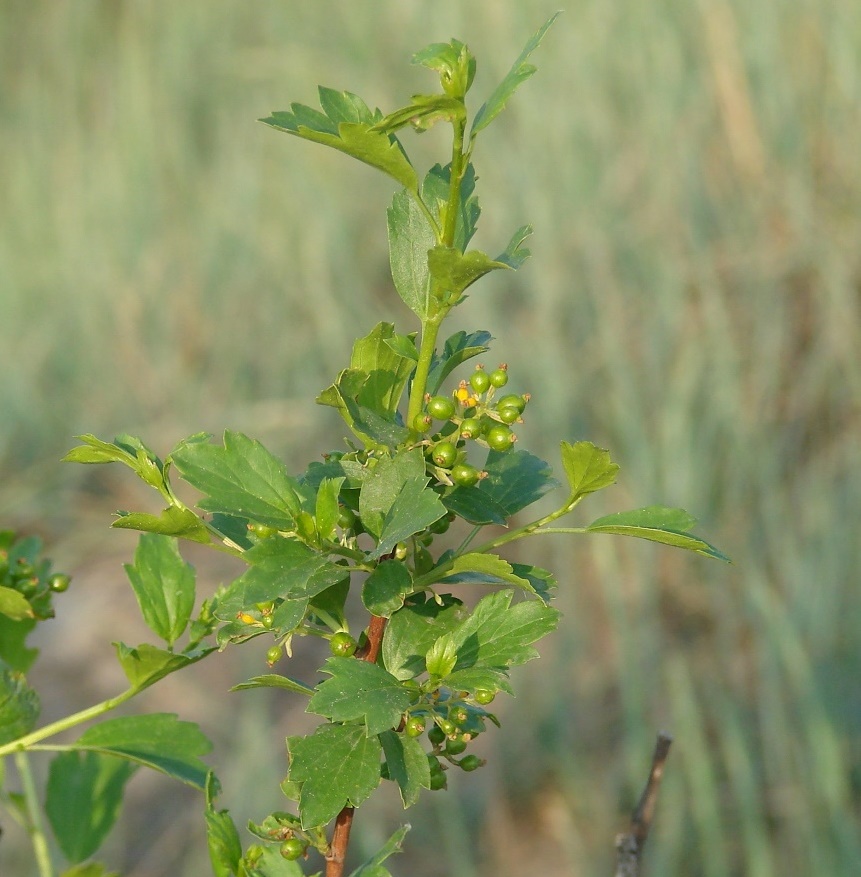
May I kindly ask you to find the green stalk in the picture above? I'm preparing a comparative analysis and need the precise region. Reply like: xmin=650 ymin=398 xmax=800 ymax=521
xmin=406 ymin=114 xmax=468 ymax=427
xmin=0 ymin=687 xmax=137 ymax=759
xmin=14 ymin=751 xmax=54 ymax=877
xmin=408 ymin=497 xmax=585 ymax=594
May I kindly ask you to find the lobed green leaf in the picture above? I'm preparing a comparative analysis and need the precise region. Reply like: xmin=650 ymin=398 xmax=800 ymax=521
xmin=114 ymin=642 xmax=214 ymax=692
xmin=380 ymin=730 xmax=431 ymax=808
xmin=426 ymin=328 xmax=492 ymax=396
xmin=480 ymin=448 xmax=559 ymax=517
xmin=288 ymin=723 xmax=382 ymax=828
xmin=73 ymin=713 xmax=212 ymax=789
xmin=123 ymin=534 xmax=196 ymax=647
xmin=261 ymin=92 xmax=418 ymax=193
xmin=230 ymin=674 xmax=314 ymax=696
xmin=447 ymin=589 xmax=560 ymax=671
xmin=382 ymin=597 xmax=468 ymax=680
xmin=215 ymin=536 xmax=347 ymax=620
xmin=45 ymin=751 xmax=136 ymax=864
xmin=0 ymin=667 xmax=39 ymax=744
xmin=308 ymin=657 xmax=412 ymax=736
xmin=560 ymin=441 xmax=620 ymax=505
xmin=471 ymin=13 xmax=560 ymax=136
xmin=170 ymin=431 xmax=304 ymax=529
xmin=363 ymin=560 xmax=413 ymax=617
xmin=0 ymin=585 xmax=33 ymax=621
xmin=205 ymin=772 xmax=243 ymax=877
xmin=387 ymin=190 xmax=437 ymax=320
xmin=0 ymin=614 xmax=38 ymax=673
xmin=586 ymin=506 xmax=731 ymax=561
xmin=371 ymin=476 xmax=447 ymax=560
xmin=112 ymin=506 xmax=211 ymax=544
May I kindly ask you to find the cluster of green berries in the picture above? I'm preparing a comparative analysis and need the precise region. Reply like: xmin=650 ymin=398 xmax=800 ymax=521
xmin=389 ymin=688 xmax=494 ymax=790
xmin=413 ymin=365 xmax=529 ymax=487
xmin=1 ymin=532 xmax=71 ymax=622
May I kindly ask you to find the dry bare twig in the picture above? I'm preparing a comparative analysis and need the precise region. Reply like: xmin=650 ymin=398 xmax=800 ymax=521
xmin=614 ymin=731 xmax=674 ymax=877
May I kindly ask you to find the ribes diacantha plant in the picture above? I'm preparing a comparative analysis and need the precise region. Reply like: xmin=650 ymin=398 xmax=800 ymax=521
xmin=58 ymin=15 xmax=727 ymax=877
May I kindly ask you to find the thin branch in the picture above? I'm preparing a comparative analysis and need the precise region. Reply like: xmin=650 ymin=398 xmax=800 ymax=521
xmin=614 ymin=731 xmax=673 ymax=877
xmin=325 ymin=614 xmax=388 ymax=877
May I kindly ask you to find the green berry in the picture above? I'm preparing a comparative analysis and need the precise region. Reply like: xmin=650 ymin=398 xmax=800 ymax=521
xmin=260 ymin=614 xmax=274 ymax=629
xmin=458 ymin=754 xmax=485 ymax=772
xmin=404 ymin=716 xmax=426 ymax=738
xmin=48 ymin=573 xmax=71 ymax=593
xmin=496 ymin=394 xmax=527 ymax=413
xmin=451 ymin=463 xmax=480 ymax=487
xmin=431 ymin=441 xmax=458 ymax=468
xmin=412 ymin=412 xmax=433 ymax=433
xmin=474 ymin=688 xmax=496 ymax=705
xmin=469 ymin=369 xmax=491 ymax=394
xmin=427 ymin=395 xmax=456 ymax=421
xmin=429 ymin=515 xmax=451 ymax=534
xmin=247 ymin=522 xmax=278 ymax=540
xmin=429 ymin=770 xmax=447 ymax=790
xmin=329 ymin=631 xmax=357 ymax=657
xmin=436 ymin=718 xmax=457 ymax=736
xmin=445 ymin=736 xmax=468 ymax=756
xmin=428 ymin=725 xmax=446 ymax=747
xmin=449 ymin=705 xmax=469 ymax=726
xmin=489 ymin=366 xmax=509 ymax=388
xmin=280 ymin=838 xmax=306 ymax=861
xmin=486 ymin=425 xmax=515 ymax=452
xmin=459 ymin=417 xmax=482 ymax=439
xmin=266 ymin=645 xmax=282 ymax=665
xmin=413 ymin=547 xmax=434 ymax=575
xmin=497 ymin=405 xmax=521 ymax=424
xmin=394 ymin=541 xmax=409 ymax=560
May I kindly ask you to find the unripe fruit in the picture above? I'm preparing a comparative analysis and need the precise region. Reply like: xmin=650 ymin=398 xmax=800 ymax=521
xmin=404 ymin=715 xmax=426 ymax=738
xmin=412 ymin=412 xmax=433 ymax=433
xmin=445 ymin=736 xmax=468 ymax=756
xmin=428 ymin=725 xmax=446 ymax=747
xmin=329 ymin=631 xmax=358 ymax=657
xmin=280 ymin=838 xmax=306 ymax=860
xmin=469 ymin=369 xmax=491 ymax=394
xmin=427 ymin=395 xmax=456 ymax=420
xmin=436 ymin=718 xmax=457 ymax=736
xmin=414 ymin=547 xmax=434 ymax=575
xmin=459 ymin=754 xmax=485 ymax=772
xmin=497 ymin=405 xmax=521 ymax=424
xmin=429 ymin=515 xmax=451 ymax=535
xmin=459 ymin=417 xmax=482 ymax=439
xmin=431 ymin=441 xmax=457 ymax=468
xmin=394 ymin=541 xmax=409 ymax=560
xmin=496 ymin=394 xmax=527 ymax=413
xmin=429 ymin=770 xmax=447 ymax=790
xmin=449 ymin=705 xmax=469 ymax=726
xmin=451 ymin=463 xmax=480 ymax=487
xmin=489 ymin=366 xmax=509 ymax=388
xmin=474 ymin=688 xmax=496 ymax=705
xmin=48 ymin=573 xmax=71 ymax=593
xmin=266 ymin=645 xmax=282 ymax=665
xmin=485 ymin=425 xmax=515 ymax=452
xmin=248 ymin=522 xmax=278 ymax=539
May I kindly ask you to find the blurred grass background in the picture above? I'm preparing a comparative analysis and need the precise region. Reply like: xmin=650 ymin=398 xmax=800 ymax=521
xmin=2 ymin=1 xmax=860 ymax=875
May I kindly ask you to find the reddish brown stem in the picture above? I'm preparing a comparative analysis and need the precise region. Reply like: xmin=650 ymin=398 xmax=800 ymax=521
xmin=324 ymin=614 xmax=388 ymax=877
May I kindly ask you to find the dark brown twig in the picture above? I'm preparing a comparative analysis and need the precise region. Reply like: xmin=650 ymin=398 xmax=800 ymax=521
xmin=324 ymin=614 xmax=388 ymax=877
xmin=614 ymin=731 xmax=673 ymax=877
